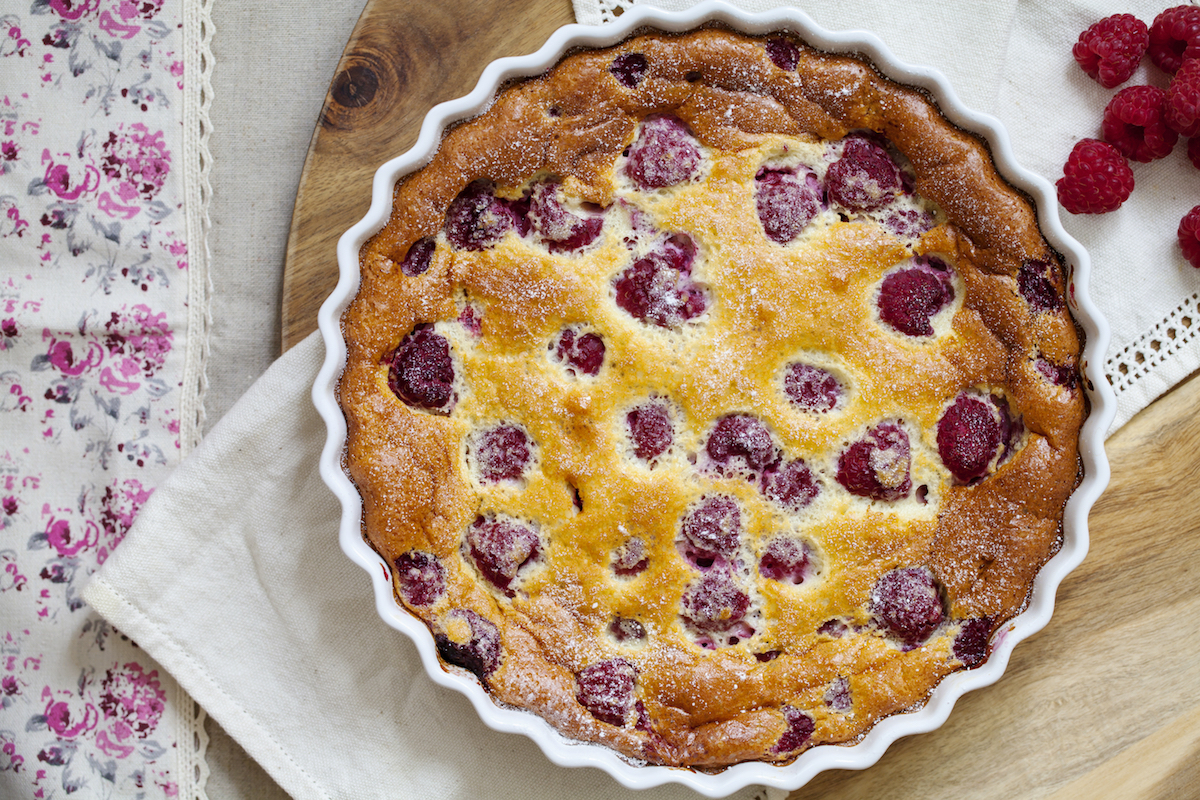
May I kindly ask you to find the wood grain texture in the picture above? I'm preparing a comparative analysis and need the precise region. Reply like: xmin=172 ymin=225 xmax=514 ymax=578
xmin=281 ymin=2 xmax=1200 ymax=796
xmin=281 ymin=0 xmax=576 ymax=351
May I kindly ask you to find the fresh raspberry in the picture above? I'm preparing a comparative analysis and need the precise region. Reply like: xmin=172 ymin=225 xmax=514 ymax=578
xmin=1102 ymin=85 xmax=1178 ymax=161
xmin=1167 ymin=59 xmax=1200 ymax=137
xmin=1190 ymin=136 xmax=1200 ymax=169
xmin=1148 ymin=5 xmax=1200 ymax=74
xmin=1073 ymin=14 xmax=1149 ymax=88
xmin=1055 ymin=138 xmax=1134 ymax=214
xmin=1179 ymin=204 xmax=1200 ymax=268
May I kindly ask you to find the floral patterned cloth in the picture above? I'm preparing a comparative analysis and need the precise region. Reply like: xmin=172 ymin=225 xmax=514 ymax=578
xmin=1 ymin=1 xmax=205 ymax=798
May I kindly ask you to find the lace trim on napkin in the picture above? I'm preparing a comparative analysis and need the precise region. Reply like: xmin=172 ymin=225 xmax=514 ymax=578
xmin=1106 ymin=292 xmax=1200 ymax=432
xmin=179 ymin=0 xmax=216 ymax=796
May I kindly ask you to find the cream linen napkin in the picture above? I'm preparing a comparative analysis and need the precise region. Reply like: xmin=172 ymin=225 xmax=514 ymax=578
xmin=81 ymin=333 xmax=782 ymax=800
xmin=575 ymin=0 xmax=1200 ymax=433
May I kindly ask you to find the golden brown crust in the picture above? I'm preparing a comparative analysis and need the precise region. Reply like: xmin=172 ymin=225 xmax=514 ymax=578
xmin=339 ymin=28 xmax=1085 ymax=768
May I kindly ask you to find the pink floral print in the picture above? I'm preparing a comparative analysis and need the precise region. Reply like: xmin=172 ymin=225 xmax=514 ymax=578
xmin=1 ymin=0 xmax=190 ymax=797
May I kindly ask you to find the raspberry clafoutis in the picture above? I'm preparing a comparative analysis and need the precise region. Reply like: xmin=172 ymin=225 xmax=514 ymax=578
xmin=337 ymin=28 xmax=1087 ymax=768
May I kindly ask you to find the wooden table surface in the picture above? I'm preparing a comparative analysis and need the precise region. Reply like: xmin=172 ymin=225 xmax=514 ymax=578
xmin=282 ymin=1 xmax=1200 ymax=796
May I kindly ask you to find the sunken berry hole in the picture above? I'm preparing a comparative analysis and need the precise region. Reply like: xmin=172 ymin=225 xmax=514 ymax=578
xmin=399 ymin=236 xmax=435 ymax=277
xmin=435 ymin=609 xmax=501 ymax=682
xmin=783 ymin=362 xmax=843 ymax=413
xmin=680 ymin=570 xmax=751 ymax=640
xmin=614 ymin=537 xmax=649 ymax=577
xmin=870 ymin=567 xmax=945 ymax=650
xmin=393 ymin=551 xmax=445 ymax=607
xmin=613 ymin=232 xmax=707 ymax=329
xmin=756 ymin=166 xmax=824 ymax=244
xmin=773 ymin=706 xmax=815 ymax=754
xmin=826 ymin=134 xmax=903 ymax=213
xmin=1018 ymin=258 xmax=1064 ymax=313
xmin=624 ymin=115 xmax=702 ymax=190
xmin=610 ymin=52 xmax=649 ymax=88
xmin=824 ymin=677 xmax=851 ymax=711
xmin=835 ymin=420 xmax=913 ymax=501
xmin=608 ymin=616 xmax=647 ymax=644
xmin=679 ymin=495 xmax=743 ymax=569
xmin=705 ymin=413 xmax=781 ymax=478
xmin=758 ymin=537 xmax=811 ymax=585
xmin=876 ymin=258 xmax=957 ymax=338
xmin=551 ymin=327 xmax=605 ymax=376
xmin=444 ymin=180 xmax=523 ymax=251
xmin=626 ymin=401 xmax=673 ymax=465
xmin=765 ymin=36 xmax=800 ymax=71
xmin=761 ymin=458 xmax=820 ymax=511
xmin=954 ymin=617 xmax=992 ymax=667
xmin=528 ymin=180 xmax=604 ymax=254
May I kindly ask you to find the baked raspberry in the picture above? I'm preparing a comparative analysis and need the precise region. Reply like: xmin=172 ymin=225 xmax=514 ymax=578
xmin=680 ymin=496 xmax=742 ymax=567
xmin=552 ymin=328 xmax=605 ymax=376
xmin=883 ymin=207 xmax=936 ymax=239
xmin=876 ymin=261 xmax=955 ymax=337
xmin=387 ymin=325 xmax=455 ymax=412
xmin=761 ymin=458 xmax=819 ymax=511
xmin=824 ymin=677 xmax=851 ymax=711
xmin=627 ymin=402 xmax=673 ymax=463
xmin=400 ymin=236 xmax=435 ymax=276
xmin=765 ymin=36 xmax=800 ymax=71
xmin=625 ymin=115 xmax=701 ymax=189
xmin=937 ymin=394 xmax=1004 ymax=483
xmin=870 ymin=567 xmax=944 ymax=649
xmin=706 ymin=413 xmax=781 ymax=477
xmin=1190 ymin=136 xmax=1200 ymax=169
xmin=836 ymin=421 xmax=911 ymax=501
xmin=609 ymin=617 xmax=646 ymax=643
xmin=783 ymin=363 xmax=842 ymax=412
xmin=576 ymin=658 xmax=637 ymax=726
xmin=458 ymin=304 xmax=482 ymax=336
xmin=435 ymin=609 xmax=500 ymax=682
xmin=614 ymin=537 xmax=649 ymax=577
xmin=1055 ymin=138 xmax=1135 ymax=214
xmin=1167 ymin=59 xmax=1200 ymax=137
xmin=1018 ymin=258 xmax=1065 ymax=313
xmin=1035 ymin=357 xmax=1078 ymax=389
xmin=1072 ymin=14 xmax=1149 ymax=88
xmin=953 ymin=617 xmax=992 ymax=668
xmin=826 ymin=135 xmax=902 ymax=212
xmin=610 ymin=52 xmax=649 ymax=88
xmin=817 ymin=619 xmax=848 ymax=638
xmin=529 ymin=180 xmax=604 ymax=253
xmin=773 ymin=706 xmax=815 ymax=754
xmin=1102 ymin=85 xmax=1178 ymax=162
xmin=393 ymin=551 xmax=445 ymax=607
xmin=613 ymin=233 xmax=707 ymax=328
xmin=467 ymin=515 xmax=540 ymax=596
xmin=1179 ymin=204 xmax=1200 ymax=268
xmin=445 ymin=180 xmax=522 ymax=250
xmin=755 ymin=166 xmax=823 ymax=244
xmin=471 ymin=424 xmax=531 ymax=483
xmin=758 ymin=537 xmax=810 ymax=584
xmin=1148 ymin=5 xmax=1200 ymax=74
xmin=681 ymin=570 xmax=750 ymax=632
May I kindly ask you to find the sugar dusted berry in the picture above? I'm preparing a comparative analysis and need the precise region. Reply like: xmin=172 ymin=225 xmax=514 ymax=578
xmin=394 ymin=551 xmax=445 ymax=607
xmin=937 ymin=394 xmax=1005 ymax=483
xmin=1167 ymin=59 xmax=1200 ymax=137
xmin=761 ymin=458 xmax=819 ymax=511
xmin=953 ymin=617 xmax=992 ymax=668
xmin=613 ymin=233 xmax=707 ymax=328
xmin=1018 ymin=258 xmax=1065 ymax=313
xmin=773 ymin=706 xmax=815 ymax=754
xmin=576 ymin=658 xmax=637 ymax=726
xmin=681 ymin=570 xmax=750 ymax=633
xmin=435 ymin=609 xmax=501 ymax=682
xmin=467 ymin=515 xmax=540 ymax=596
xmin=627 ymin=401 xmax=673 ymax=463
xmin=529 ymin=180 xmax=604 ymax=253
xmin=611 ymin=52 xmax=649 ymax=87
xmin=553 ymin=328 xmax=605 ymax=376
xmin=871 ymin=567 xmax=944 ymax=649
xmin=765 ymin=36 xmax=800 ymax=71
xmin=758 ymin=537 xmax=810 ymax=584
xmin=609 ymin=617 xmax=647 ymax=643
xmin=445 ymin=180 xmax=522 ymax=250
xmin=1035 ymin=357 xmax=1078 ymax=389
xmin=826 ymin=135 xmax=902 ymax=212
xmin=625 ymin=115 xmax=701 ymax=189
xmin=1148 ymin=5 xmax=1200 ymax=74
xmin=614 ymin=537 xmax=649 ymax=577
xmin=680 ymin=495 xmax=742 ymax=566
xmin=755 ymin=166 xmax=823 ymax=244
xmin=824 ymin=676 xmax=851 ymax=711
xmin=400 ymin=236 xmax=435 ymax=276
xmin=388 ymin=325 xmax=455 ymax=412
xmin=1056 ymin=138 xmax=1135 ymax=214
xmin=1072 ymin=14 xmax=1149 ymax=88
xmin=471 ymin=424 xmax=531 ymax=483
xmin=707 ymin=413 xmax=781 ymax=477
xmin=1179 ymin=204 xmax=1200 ymax=268
xmin=783 ymin=362 xmax=842 ymax=412
xmin=877 ymin=260 xmax=955 ymax=337
xmin=836 ymin=421 xmax=911 ymax=501
xmin=1102 ymin=85 xmax=1178 ymax=162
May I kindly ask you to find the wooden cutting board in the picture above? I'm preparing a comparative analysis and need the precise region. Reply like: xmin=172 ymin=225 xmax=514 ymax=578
xmin=281 ymin=2 xmax=1200 ymax=797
